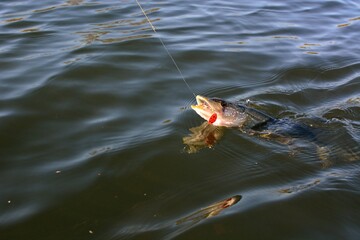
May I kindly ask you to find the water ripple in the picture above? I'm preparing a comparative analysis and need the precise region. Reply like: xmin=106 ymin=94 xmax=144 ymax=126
xmin=1 ymin=0 xmax=360 ymax=238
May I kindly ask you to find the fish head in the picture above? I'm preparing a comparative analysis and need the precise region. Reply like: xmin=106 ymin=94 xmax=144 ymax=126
xmin=191 ymin=95 xmax=247 ymax=127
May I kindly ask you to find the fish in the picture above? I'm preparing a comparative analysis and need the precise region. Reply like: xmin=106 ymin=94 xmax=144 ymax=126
xmin=187 ymin=95 xmax=360 ymax=164
xmin=185 ymin=95 xmax=331 ymax=158
xmin=191 ymin=95 xmax=316 ymax=139
xmin=191 ymin=95 xmax=274 ymax=129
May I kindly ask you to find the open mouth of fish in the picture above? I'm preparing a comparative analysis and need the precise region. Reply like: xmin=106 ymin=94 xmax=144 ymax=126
xmin=191 ymin=95 xmax=213 ymax=111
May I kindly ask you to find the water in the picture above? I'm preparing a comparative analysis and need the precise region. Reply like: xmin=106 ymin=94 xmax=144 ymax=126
xmin=0 ymin=0 xmax=359 ymax=239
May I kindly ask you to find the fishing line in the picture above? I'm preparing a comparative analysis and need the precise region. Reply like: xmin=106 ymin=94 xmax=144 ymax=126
xmin=135 ymin=0 xmax=196 ymax=98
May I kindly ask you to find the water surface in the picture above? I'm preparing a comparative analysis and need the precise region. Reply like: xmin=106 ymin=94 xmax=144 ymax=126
xmin=1 ymin=0 xmax=359 ymax=239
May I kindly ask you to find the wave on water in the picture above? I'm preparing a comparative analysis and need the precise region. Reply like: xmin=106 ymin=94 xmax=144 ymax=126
xmin=0 ymin=0 xmax=359 ymax=239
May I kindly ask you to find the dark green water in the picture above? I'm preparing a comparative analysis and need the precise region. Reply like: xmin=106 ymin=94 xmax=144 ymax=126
xmin=1 ymin=0 xmax=360 ymax=239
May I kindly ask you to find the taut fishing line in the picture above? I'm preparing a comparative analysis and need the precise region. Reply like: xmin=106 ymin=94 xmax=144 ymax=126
xmin=135 ymin=0 xmax=196 ymax=98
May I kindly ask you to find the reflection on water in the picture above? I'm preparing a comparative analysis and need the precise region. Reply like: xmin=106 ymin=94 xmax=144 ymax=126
xmin=225 ymin=35 xmax=338 ymax=55
xmin=3 ymin=17 xmax=24 ymax=23
xmin=66 ymin=0 xmax=84 ymax=6
xmin=177 ymin=195 xmax=241 ymax=225
xmin=76 ymin=31 xmax=109 ymax=45
xmin=100 ymin=34 xmax=152 ymax=44
xmin=279 ymin=179 xmax=321 ymax=194
xmin=183 ymin=121 xmax=224 ymax=153
xmin=337 ymin=15 xmax=360 ymax=28
xmin=0 ymin=0 xmax=158 ymax=52
xmin=0 ymin=0 xmax=359 ymax=239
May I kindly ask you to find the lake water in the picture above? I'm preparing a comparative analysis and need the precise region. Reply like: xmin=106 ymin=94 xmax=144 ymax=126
xmin=1 ymin=0 xmax=360 ymax=239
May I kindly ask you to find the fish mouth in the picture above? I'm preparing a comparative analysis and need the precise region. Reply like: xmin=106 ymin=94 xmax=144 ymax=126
xmin=191 ymin=95 xmax=224 ymax=124
xmin=191 ymin=95 xmax=212 ymax=111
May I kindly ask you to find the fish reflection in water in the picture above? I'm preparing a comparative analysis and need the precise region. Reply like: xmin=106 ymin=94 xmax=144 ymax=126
xmin=176 ymin=195 xmax=241 ymax=225
xmin=183 ymin=121 xmax=224 ymax=153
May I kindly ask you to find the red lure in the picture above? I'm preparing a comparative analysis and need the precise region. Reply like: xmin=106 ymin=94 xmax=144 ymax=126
xmin=208 ymin=113 xmax=217 ymax=124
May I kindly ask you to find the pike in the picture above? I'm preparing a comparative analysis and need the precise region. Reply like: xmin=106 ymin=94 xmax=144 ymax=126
xmin=191 ymin=95 xmax=317 ymax=140
xmin=192 ymin=95 xmax=274 ymax=128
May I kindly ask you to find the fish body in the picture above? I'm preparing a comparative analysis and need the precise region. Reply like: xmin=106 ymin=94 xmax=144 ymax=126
xmin=191 ymin=95 xmax=315 ymax=140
